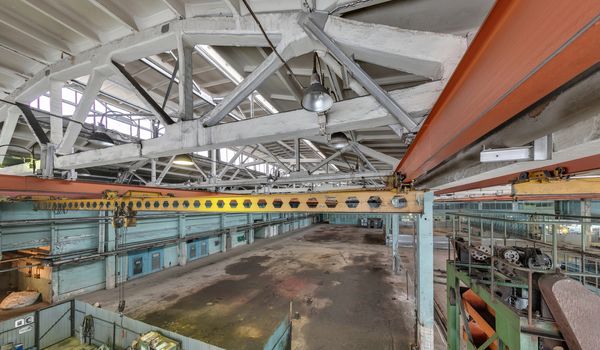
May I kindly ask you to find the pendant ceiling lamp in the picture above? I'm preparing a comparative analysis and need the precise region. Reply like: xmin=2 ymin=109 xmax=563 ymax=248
xmin=301 ymin=53 xmax=333 ymax=113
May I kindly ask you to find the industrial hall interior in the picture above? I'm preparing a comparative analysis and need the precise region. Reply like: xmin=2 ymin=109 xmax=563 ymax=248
xmin=0 ymin=0 xmax=599 ymax=349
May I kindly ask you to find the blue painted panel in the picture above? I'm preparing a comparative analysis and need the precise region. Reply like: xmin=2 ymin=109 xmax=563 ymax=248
xmin=58 ymin=261 xmax=105 ymax=298
xmin=208 ymin=236 xmax=222 ymax=254
xmin=163 ymin=245 xmax=178 ymax=269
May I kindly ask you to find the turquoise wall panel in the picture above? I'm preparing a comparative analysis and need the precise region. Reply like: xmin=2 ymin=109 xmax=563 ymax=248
xmin=185 ymin=214 xmax=221 ymax=235
xmin=224 ymin=213 xmax=248 ymax=227
xmin=57 ymin=261 xmax=105 ymax=298
xmin=208 ymin=236 xmax=222 ymax=254
xmin=125 ymin=217 xmax=178 ymax=244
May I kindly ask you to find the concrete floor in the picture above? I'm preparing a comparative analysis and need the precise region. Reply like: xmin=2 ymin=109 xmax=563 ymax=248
xmin=81 ymin=224 xmax=417 ymax=350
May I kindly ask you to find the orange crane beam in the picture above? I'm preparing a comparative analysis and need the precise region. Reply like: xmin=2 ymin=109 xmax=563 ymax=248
xmin=398 ymin=1 xmax=600 ymax=182
xmin=0 ymin=174 xmax=216 ymax=199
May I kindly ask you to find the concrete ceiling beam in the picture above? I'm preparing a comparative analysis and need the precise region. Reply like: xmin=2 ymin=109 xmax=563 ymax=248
xmin=323 ymin=15 xmax=466 ymax=80
xmin=54 ymin=81 xmax=442 ymax=169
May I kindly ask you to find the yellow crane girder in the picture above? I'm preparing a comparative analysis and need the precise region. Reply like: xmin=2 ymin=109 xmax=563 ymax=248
xmin=512 ymin=178 xmax=600 ymax=199
xmin=34 ymin=189 xmax=423 ymax=214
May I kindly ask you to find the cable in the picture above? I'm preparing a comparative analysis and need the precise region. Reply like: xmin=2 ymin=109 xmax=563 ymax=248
xmin=240 ymin=0 xmax=305 ymax=92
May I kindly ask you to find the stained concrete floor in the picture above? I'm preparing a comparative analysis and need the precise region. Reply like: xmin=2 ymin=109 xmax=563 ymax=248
xmin=81 ymin=224 xmax=417 ymax=350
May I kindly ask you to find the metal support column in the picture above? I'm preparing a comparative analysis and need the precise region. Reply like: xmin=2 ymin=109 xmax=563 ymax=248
xmin=49 ymin=211 xmax=60 ymax=303
xmin=294 ymin=138 xmax=301 ymax=172
xmin=220 ymin=213 xmax=227 ymax=252
xmin=446 ymin=262 xmax=460 ymax=350
xmin=105 ymin=215 xmax=117 ymax=290
xmin=417 ymin=191 xmax=434 ymax=350
xmin=392 ymin=213 xmax=399 ymax=273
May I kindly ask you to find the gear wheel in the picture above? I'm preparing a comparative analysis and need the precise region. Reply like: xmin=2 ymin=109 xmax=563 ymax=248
xmin=471 ymin=245 xmax=491 ymax=261
xmin=503 ymin=249 xmax=520 ymax=264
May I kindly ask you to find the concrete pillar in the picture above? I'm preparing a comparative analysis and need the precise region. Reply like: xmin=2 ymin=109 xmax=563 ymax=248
xmin=51 ymin=267 xmax=60 ymax=303
xmin=386 ymin=215 xmax=392 ymax=245
xmin=49 ymin=80 xmax=64 ymax=145
xmin=98 ymin=211 xmax=106 ymax=254
xmin=581 ymin=199 xmax=592 ymax=252
xmin=150 ymin=159 xmax=157 ymax=185
xmin=49 ymin=211 xmax=58 ymax=255
xmin=0 ymin=107 xmax=20 ymax=165
xmin=221 ymin=232 xmax=227 ymax=253
xmin=417 ymin=192 xmax=434 ymax=350
xmin=392 ymin=214 xmax=399 ymax=273
xmin=248 ymin=213 xmax=255 ymax=244
xmin=178 ymin=214 xmax=187 ymax=266
xmin=105 ymin=219 xmax=117 ymax=290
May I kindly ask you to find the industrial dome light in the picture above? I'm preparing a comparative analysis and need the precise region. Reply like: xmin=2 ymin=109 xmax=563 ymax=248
xmin=173 ymin=154 xmax=194 ymax=166
xmin=87 ymin=131 xmax=115 ymax=147
xmin=330 ymin=132 xmax=349 ymax=149
xmin=301 ymin=53 xmax=333 ymax=113
xmin=302 ymin=73 xmax=334 ymax=113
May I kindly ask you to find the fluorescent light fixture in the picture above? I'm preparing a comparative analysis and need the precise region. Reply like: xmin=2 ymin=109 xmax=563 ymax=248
xmin=195 ymin=45 xmax=278 ymax=114
xmin=303 ymin=139 xmax=339 ymax=172
xmin=480 ymin=146 xmax=531 ymax=163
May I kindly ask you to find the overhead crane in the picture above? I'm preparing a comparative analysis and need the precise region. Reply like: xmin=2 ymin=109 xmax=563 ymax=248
xmin=33 ymin=188 xmax=424 ymax=229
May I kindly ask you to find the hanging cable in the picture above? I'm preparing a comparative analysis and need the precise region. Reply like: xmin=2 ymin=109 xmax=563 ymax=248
xmin=240 ymin=0 xmax=305 ymax=92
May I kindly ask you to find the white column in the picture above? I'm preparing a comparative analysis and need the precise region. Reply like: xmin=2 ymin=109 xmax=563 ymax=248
xmin=49 ymin=80 xmax=64 ymax=145
xmin=0 ymin=107 xmax=20 ymax=165
xmin=178 ymin=214 xmax=187 ymax=266
xmin=417 ymin=191 xmax=434 ymax=350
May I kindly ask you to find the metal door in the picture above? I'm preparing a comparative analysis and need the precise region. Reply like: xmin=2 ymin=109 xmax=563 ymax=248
xmin=199 ymin=239 xmax=209 ymax=256
xmin=189 ymin=241 xmax=197 ymax=259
